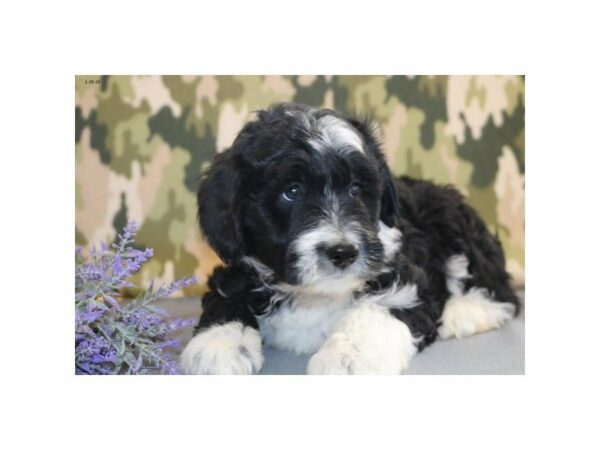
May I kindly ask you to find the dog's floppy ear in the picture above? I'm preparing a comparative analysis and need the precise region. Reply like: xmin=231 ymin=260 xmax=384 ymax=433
xmin=346 ymin=116 xmax=401 ymax=227
xmin=197 ymin=150 xmax=244 ymax=263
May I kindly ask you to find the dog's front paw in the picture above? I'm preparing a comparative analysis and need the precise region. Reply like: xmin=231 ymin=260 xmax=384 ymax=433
xmin=306 ymin=335 xmax=410 ymax=375
xmin=180 ymin=322 xmax=264 ymax=375
xmin=307 ymin=341 xmax=398 ymax=375
xmin=307 ymin=343 xmax=359 ymax=375
xmin=307 ymin=305 xmax=418 ymax=375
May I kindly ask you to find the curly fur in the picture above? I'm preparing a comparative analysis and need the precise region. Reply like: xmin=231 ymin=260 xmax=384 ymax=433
xmin=182 ymin=103 xmax=519 ymax=375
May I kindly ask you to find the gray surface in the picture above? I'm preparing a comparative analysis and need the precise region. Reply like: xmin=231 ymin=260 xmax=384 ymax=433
xmin=163 ymin=293 xmax=524 ymax=375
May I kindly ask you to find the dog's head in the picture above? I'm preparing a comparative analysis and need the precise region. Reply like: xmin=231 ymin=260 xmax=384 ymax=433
xmin=198 ymin=103 xmax=400 ymax=294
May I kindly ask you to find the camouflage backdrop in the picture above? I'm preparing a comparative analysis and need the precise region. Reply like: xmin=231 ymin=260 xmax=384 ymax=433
xmin=75 ymin=75 xmax=525 ymax=295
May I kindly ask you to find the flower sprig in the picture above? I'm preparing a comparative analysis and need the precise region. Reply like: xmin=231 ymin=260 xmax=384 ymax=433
xmin=75 ymin=220 xmax=197 ymax=375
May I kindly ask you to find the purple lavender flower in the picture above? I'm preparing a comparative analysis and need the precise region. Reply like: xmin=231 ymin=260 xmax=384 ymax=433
xmin=75 ymin=220 xmax=197 ymax=375
xmin=155 ymin=275 xmax=199 ymax=299
xmin=167 ymin=317 xmax=197 ymax=332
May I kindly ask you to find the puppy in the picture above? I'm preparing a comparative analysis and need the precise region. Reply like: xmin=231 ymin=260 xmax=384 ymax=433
xmin=181 ymin=103 xmax=519 ymax=375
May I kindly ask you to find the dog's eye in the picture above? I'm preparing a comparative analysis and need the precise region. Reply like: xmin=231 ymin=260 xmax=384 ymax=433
xmin=349 ymin=183 xmax=361 ymax=197
xmin=282 ymin=183 xmax=302 ymax=202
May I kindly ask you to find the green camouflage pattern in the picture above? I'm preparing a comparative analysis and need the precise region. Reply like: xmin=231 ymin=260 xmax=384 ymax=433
xmin=76 ymin=75 xmax=525 ymax=295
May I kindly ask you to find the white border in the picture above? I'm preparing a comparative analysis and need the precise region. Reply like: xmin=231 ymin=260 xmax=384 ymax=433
xmin=2 ymin=1 xmax=599 ymax=448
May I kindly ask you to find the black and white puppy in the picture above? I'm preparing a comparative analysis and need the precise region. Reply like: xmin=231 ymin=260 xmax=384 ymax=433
xmin=181 ymin=103 xmax=519 ymax=375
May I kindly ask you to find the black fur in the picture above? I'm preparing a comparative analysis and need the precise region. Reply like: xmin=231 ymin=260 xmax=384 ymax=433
xmin=193 ymin=103 xmax=519 ymax=356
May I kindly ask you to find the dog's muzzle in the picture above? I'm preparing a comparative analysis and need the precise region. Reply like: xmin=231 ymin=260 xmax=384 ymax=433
xmin=323 ymin=243 xmax=359 ymax=269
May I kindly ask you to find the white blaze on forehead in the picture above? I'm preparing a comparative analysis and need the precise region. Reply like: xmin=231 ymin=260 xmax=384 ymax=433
xmin=309 ymin=115 xmax=364 ymax=153
xmin=285 ymin=109 xmax=364 ymax=153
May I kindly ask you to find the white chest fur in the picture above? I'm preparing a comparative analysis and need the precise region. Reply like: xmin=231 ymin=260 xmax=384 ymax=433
xmin=258 ymin=292 xmax=355 ymax=355
xmin=257 ymin=281 xmax=419 ymax=355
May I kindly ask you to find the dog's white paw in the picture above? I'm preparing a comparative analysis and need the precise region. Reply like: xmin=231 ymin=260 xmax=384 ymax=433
xmin=307 ymin=343 xmax=368 ymax=375
xmin=306 ymin=304 xmax=417 ymax=375
xmin=180 ymin=322 xmax=264 ymax=375
xmin=438 ymin=287 xmax=516 ymax=339
xmin=307 ymin=337 xmax=410 ymax=375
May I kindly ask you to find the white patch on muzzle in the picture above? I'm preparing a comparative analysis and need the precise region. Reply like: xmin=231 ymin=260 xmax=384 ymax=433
xmin=292 ymin=221 xmax=366 ymax=294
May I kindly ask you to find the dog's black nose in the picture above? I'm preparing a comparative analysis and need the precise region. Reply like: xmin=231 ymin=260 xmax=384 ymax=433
xmin=326 ymin=244 xmax=358 ymax=269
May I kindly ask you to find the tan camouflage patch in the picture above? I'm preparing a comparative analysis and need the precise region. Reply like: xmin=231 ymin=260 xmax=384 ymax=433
xmin=76 ymin=128 xmax=111 ymax=244
xmin=217 ymin=102 xmax=250 ymax=152
xmin=75 ymin=75 xmax=525 ymax=294
xmin=129 ymin=75 xmax=182 ymax=116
